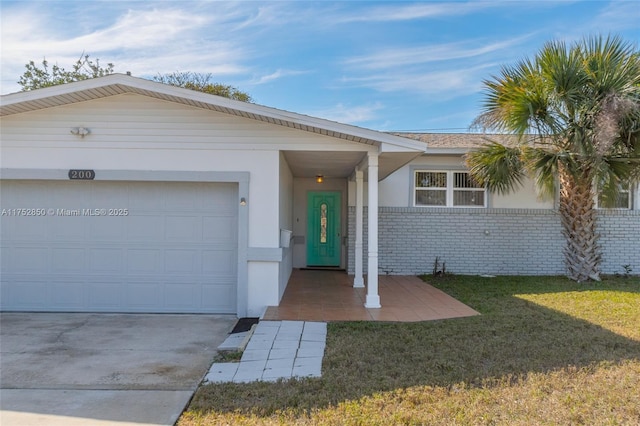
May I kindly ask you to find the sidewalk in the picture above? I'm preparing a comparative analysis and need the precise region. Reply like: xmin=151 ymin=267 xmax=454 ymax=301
xmin=206 ymin=321 xmax=327 ymax=383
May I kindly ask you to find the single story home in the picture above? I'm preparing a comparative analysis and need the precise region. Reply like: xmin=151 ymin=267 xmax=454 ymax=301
xmin=1 ymin=74 xmax=638 ymax=316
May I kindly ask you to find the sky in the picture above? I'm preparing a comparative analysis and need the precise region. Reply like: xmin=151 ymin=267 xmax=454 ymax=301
xmin=1 ymin=1 xmax=638 ymax=132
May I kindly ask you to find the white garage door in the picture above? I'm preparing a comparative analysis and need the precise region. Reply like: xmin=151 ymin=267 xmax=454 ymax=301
xmin=0 ymin=180 xmax=238 ymax=313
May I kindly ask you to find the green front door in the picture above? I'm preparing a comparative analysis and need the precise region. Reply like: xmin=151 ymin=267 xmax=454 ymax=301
xmin=307 ymin=191 xmax=341 ymax=266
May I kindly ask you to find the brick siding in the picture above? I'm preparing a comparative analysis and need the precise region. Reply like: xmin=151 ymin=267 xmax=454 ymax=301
xmin=348 ymin=207 xmax=640 ymax=277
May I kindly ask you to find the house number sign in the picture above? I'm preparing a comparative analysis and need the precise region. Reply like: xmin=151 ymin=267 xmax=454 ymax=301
xmin=68 ymin=170 xmax=95 ymax=180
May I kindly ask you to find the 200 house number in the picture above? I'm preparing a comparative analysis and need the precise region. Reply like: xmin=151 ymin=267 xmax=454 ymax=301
xmin=68 ymin=170 xmax=95 ymax=180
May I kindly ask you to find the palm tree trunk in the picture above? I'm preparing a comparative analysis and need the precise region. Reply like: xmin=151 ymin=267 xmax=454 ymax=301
xmin=558 ymin=170 xmax=602 ymax=282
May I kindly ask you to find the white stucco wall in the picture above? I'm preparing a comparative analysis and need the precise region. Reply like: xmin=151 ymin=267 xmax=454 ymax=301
xmin=278 ymin=153 xmax=294 ymax=299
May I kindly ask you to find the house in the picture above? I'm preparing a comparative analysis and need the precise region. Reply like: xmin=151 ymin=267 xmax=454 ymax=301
xmin=1 ymin=74 xmax=638 ymax=317
xmin=0 ymin=74 xmax=425 ymax=316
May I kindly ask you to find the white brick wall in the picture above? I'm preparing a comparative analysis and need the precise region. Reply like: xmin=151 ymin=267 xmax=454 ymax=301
xmin=348 ymin=207 xmax=640 ymax=276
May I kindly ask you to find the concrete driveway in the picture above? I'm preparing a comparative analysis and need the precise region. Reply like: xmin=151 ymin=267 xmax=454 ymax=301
xmin=0 ymin=313 xmax=236 ymax=426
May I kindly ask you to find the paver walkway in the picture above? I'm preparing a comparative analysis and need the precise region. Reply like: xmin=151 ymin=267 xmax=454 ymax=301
xmin=205 ymin=321 xmax=326 ymax=383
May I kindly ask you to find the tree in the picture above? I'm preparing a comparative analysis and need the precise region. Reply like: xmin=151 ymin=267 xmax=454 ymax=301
xmin=153 ymin=71 xmax=253 ymax=102
xmin=466 ymin=35 xmax=640 ymax=282
xmin=18 ymin=54 xmax=115 ymax=90
xmin=18 ymin=57 xmax=253 ymax=102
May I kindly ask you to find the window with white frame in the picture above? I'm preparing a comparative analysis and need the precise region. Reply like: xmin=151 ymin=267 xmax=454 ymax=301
xmin=414 ymin=170 xmax=486 ymax=207
xmin=597 ymin=182 xmax=632 ymax=209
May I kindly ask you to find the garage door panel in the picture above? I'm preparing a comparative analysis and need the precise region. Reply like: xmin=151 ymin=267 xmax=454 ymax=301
xmin=89 ymin=248 xmax=123 ymax=272
xmin=125 ymin=282 xmax=163 ymax=309
xmin=4 ymin=280 xmax=48 ymax=307
xmin=164 ymin=282 xmax=199 ymax=308
xmin=52 ymin=248 xmax=86 ymax=272
xmin=10 ymin=247 xmax=49 ymax=272
xmin=164 ymin=249 xmax=199 ymax=273
xmin=88 ymin=217 xmax=126 ymax=241
xmin=126 ymin=249 xmax=162 ymax=273
xmin=166 ymin=184 xmax=201 ymax=211
xmin=203 ymin=250 xmax=236 ymax=274
xmin=128 ymin=185 xmax=163 ymax=210
xmin=202 ymin=184 xmax=237 ymax=209
xmin=127 ymin=216 xmax=165 ymax=241
xmin=50 ymin=281 xmax=85 ymax=307
xmin=88 ymin=282 xmax=124 ymax=309
xmin=89 ymin=182 xmax=127 ymax=205
xmin=1 ymin=180 xmax=238 ymax=313
xmin=203 ymin=216 xmax=237 ymax=242
xmin=202 ymin=284 xmax=235 ymax=312
xmin=52 ymin=217 xmax=87 ymax=240
xmin=55 ymin=182 xmax=90 ymax=205
xmin=165 ymin=216 xmax=200 ymax=240
xmin=1 ymin=215 xmax=48 ymax=240
xmin=1 ymin=181 xmax=48 ymax=206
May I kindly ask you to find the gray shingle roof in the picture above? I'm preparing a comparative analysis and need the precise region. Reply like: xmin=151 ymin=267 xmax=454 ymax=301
xmin=390 ymin=133 xmax=521 ymax=149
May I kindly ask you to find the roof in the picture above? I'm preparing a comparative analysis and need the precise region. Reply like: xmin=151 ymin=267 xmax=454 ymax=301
xmin=391 ymin=132 xmax=521 ymax=152
xmin=0 ymin=73 xmax=427 ymax=153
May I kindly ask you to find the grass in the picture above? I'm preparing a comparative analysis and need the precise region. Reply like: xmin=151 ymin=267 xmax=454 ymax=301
xmin=179 ymin=275 xmax=640 ymax=425
xmin=212 ymin=350 xmax=243 ymax=363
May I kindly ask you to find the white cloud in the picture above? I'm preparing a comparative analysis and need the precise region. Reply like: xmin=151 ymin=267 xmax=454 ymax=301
xmin=341 ymin=63 xmax=496 ymax=99
xmin=2 ymin=8 xmax=210 ymax=59
xmin=338 ymin=34 xmax=532 ymax=101
xmin=344 ymin=36 xmax=534 ymax=70
xmin=251 ymin=69 xmax=310 ymax=85
xmin=308 ymin=102 xmax=385 ymax=125
xmin=75 ymin=9 xmax=208 ymax=50
xmin=0 ymin=4 xmax=250 ymax=93
xmin=594 ymin=1 xmax=640 ymax=32
xmin=337 ymin=2 xmax=496 ymax=22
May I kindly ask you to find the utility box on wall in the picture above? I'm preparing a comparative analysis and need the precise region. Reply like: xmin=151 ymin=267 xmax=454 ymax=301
xmin=280 ymin=229 xmax=293 ymax=248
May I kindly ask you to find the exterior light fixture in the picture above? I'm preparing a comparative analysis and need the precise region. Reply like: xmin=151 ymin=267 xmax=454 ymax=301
xmin=70 ymin=127 xmax=90 ymax=137
xmin=316 ymin=175 xmax=324 ymax=183
xmin=240 ymin=197 xmax=247 ymax=206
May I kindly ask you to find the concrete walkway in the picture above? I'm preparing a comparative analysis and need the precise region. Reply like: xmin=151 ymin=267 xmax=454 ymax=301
xmin=206 ymin=321 xmax=327 ymax=383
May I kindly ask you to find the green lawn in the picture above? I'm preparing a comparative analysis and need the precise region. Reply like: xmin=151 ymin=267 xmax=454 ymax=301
xmin=179 ymin=275 xmax=640 ymax=425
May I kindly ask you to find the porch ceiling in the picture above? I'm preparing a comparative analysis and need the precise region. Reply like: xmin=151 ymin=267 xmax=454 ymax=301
xmin=283 ymin=150 xmax=422 ymax=181
xmin=283 ymin=151 xmax=366 ymax=178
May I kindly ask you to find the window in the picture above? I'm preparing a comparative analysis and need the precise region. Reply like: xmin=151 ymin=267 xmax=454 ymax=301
xmin=414 ymin=170 xmax=486 ymax=207
xmin=597 ymin=182 xmax=632 ymax=209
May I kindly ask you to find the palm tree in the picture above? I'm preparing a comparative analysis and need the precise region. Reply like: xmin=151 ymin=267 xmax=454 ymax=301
xmin=466 ymin=35 xmax=640 ymax=282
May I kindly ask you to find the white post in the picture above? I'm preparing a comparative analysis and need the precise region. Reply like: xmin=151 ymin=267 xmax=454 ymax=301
xmin=365 ymin=152 xmax=381 ymax=308
xmin=354 ymin=169 xmax=364 ymax=288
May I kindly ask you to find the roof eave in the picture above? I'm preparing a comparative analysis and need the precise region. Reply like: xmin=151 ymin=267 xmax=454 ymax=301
xmin=424 ymin=148 xmax=470 ymax=155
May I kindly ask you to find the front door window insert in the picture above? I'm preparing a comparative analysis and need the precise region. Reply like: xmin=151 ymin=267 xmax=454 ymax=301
xmin=320 ymin=203 xmax=327 ymax=243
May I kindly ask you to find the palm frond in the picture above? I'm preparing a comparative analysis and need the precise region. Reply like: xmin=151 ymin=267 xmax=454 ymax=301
xmin=596 ymin=157 xmax=636 ymax=207
xmin=464 ymin=142 xmax=526 ymax=195
xmin=522 ymin=146 xmax=565 ymax=199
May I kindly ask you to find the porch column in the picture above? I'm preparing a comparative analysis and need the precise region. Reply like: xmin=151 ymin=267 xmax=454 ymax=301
xmin=365 ymin=152 xmax=381 ymax=308
xmin=354 ymin=169 xmax=365 ymax=288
